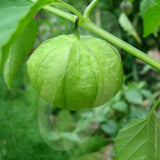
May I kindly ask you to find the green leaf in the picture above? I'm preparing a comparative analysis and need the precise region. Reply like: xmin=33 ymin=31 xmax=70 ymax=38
xmin=56 ymin=110 xmax=75 ymax=132
xmin=73 ymin=136 xmax=108 ymax=156
xmin=124 ymin=88 xmax=143 ymax=105
xmin=143 ymin=4 xmax=160 ymax=37
xmin=115 ymin=113 xmax=160 ymax=160
xmin=141 ymin=65 xmax=152 ymax=74
xmin=140 ymin=89 xmax=153 ymax=99
xmin=112 ymin=101 xmax=128 ymax=112
xmin=139 ymin=0 xmax=155 ymax=16
xmin=126 ymin=0 xmax=135 ymax=3
xmin=3 ymin=19 xmax=38 ymax=89
xmin=155 ymin=0 xmax=160 ymax=4
xmin=119 ymin=12 xmax=141 ymax=43
xmin=0 ymin=0 xmax=57 ymax=74
xmin=101 ymin=120 xmax=119 ymax=135
xmin=130 ymin=106 xmax=147 ymax=119
xmin=77 ymin=153 xmax=99 ymax=160
xmin=0 ymin=0 xmax=33 ymax=73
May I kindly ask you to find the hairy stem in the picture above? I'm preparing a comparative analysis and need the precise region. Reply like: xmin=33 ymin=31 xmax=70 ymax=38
xmin=83 ymin=0 xmax=100 ymax=18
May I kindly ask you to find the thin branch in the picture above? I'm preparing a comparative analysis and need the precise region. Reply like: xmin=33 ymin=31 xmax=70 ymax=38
xmin=30 ymin=0 xmax=83 ymax=20
xmin=83 ymin=0 xmax=100 ymax=18
xmin=51 ymin=2 xmax=84 ymax=19
xmin=31 ymin=2 xmax=160 ymax=72
xmin=44 ymin=6 xmax=76 ymax=23
xmin=81 ymin=20 xmax=160 ymax=71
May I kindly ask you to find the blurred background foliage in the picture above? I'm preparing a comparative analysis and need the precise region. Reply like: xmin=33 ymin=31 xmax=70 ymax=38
xmin=0 ymin=0 xmax=160 ymax=159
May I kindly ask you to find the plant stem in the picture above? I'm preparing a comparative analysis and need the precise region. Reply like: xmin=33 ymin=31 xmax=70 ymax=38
xmin=51 ymin=2 xmax=84 ymax=19
xmin=39 ymin=4 xmax=160 ymax=71
xmin=30 ymin=0 xmax=83 ymax=20
xmin=44 ymin=6 xmax=76 ymax=23
xmin=83 ymin=0 xmax=100 ymax=18
xmin=74 ymin=17 xmax=80 ymax=39
xmin=147 ymin=97 xmax=160 ymax=121
xmin=80 ymin=20 xmax=160 ymax=71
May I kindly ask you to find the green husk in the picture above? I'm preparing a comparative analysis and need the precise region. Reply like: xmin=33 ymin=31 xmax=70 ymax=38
xmin=27 ymin=35 xmax=123 ymax=111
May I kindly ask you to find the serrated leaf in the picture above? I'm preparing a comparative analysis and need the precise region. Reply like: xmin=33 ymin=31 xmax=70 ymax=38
xmin=115 ymin=113 xmax=160 ymax=160
xmin=119 ymin=12 xmax=141 ymax=43
xmin=139 ymin=0 xmax=155 ymax=16
xmin=0 ymin=0 xmax=57 ymax=74
xmin=143 ymin=4 xmax=160 ymax=37
xmin=124 ymin=88 xmax=143 ymax=105
xmin=3 ymin=19 xmax=38 ymax=89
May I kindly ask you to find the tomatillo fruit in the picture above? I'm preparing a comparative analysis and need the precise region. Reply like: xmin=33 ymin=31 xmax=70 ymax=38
xmin=27 ymin=35 xmax=123 ymax=111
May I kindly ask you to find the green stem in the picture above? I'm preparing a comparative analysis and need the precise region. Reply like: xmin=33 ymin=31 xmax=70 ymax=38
xmin=80 ymin=20 xmax=160 ymax=71
xmin=147 ymin=97 xmax=160 ymax=121
xmin=51 ymin=2 xmax=84 ymax=19
xmin=30 ymin=0 xmax=83 ymax=20
xmin=38 ymin=4 xmax=160 ymax=71
xmin=44 ymin=6 xmax=76 ymax=23
xmin=73 ymin=17 xmax=80 ymax=39
xmin=83 ymin=0 xmax=100 ymax=18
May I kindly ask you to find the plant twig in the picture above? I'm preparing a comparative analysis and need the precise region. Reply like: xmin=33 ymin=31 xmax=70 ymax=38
xmin=73 ymin=17 xmax=80 ymax=39
xmin=51 ymin=1 xmax=84 ymax=19
xmin=30 ymin=0 xmax=83 ymax=20
xmin=44 ymin=6 xmax=76 ymax=23
xmin=83 ymin=0 xmax=100 ymax=18
xmin=32 ymin=1 xmax=160 ymax=72
xmin=81 ymin=20 xmax=160 ymax=71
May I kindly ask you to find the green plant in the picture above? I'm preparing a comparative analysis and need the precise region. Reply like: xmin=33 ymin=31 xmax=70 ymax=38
xmin=0 ymin=0 xmax=160 ymax=159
